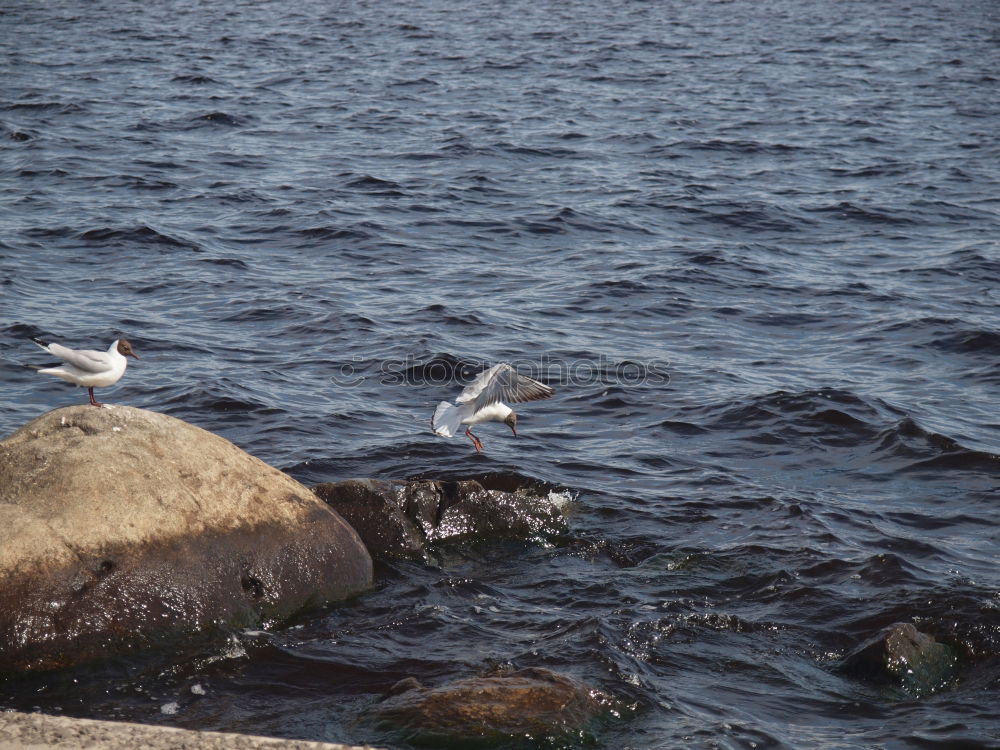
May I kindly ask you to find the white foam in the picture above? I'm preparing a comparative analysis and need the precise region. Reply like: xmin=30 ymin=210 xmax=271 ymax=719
xmin=546 ymin=489 xmax=576 ymax=510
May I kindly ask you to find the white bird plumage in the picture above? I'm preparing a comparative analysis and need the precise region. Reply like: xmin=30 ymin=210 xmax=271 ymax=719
xmin=31 ymin=337 xmax=138 ymax=406
xmin=432 ymin=362 xmax=554 ymax=452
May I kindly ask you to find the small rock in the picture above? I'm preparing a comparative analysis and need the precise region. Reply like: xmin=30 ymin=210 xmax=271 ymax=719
xmin=313 ymin=478 xmax=567 ymax=560
xmin=838 ymin=622 xmax=959 ymax=695
xmin=313 ymin=479 xmax=427 ymax=559
xmin=369 ymin=667 xmax=612 ymax=745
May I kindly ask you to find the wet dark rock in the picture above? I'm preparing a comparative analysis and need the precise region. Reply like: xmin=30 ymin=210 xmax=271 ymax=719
xmin=838 ymin=622 xmax=960 ymax=695
xmin=0 ymin=406 xmax=373 ymax=673
xmin=312 ymin=478 xmax=567 ymax=560
xmin=369 ymin=667 xmax=612 ymax=746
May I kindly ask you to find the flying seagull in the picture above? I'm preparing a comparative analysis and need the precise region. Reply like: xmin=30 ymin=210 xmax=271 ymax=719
xmin=432 ymin=362 xmax=554 ymax=452
xmin=30 ymin=337 xmax=138 ymax=407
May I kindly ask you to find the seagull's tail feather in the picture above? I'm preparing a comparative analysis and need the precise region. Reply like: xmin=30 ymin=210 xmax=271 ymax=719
xmin=432 ymin=401 xmax=463 ymax=438
xmin=2 ymin=356 xmax=43 ymax=371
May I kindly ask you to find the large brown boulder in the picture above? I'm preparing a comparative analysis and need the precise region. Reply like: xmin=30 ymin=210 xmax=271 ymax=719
xmin=369 ymin=667 xmax=613 ymax=746
xmin=313 ymin=478 xmax=567 ymax=560
xmin=0 ymin=405 xmax=373 ymax=673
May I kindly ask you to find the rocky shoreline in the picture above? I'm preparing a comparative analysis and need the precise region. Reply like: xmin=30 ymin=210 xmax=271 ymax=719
xmin=0 ymin=405 xmax=966 ymax=747
xmin=0 ymin=710 xmax=381 ymax=750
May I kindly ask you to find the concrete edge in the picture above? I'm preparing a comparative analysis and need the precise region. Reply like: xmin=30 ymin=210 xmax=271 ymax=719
xmin=0 ymin=710 xmax=384 ymax=750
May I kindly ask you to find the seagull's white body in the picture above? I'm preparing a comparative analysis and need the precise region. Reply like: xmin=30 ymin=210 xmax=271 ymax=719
xmin=35 ymin=340 xmax=129 ymax=388
xmin=433 ymin=400 xmax=513 ymax=437
xmin=432 ymin=362 xmax=553 ymax=452
xmin=31 ymin=337 xmax=138 ymax=406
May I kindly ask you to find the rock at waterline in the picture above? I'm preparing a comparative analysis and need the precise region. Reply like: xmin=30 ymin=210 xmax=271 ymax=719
xmin=837 ymin=622 xmax=960 ymax=695
xmin=312 ymin=478 xmax=568 ymax=560
xmin=369 ymin=667 xmax=614 ymax=746
xmin=0 ymin=405 xmax=373 ymax=673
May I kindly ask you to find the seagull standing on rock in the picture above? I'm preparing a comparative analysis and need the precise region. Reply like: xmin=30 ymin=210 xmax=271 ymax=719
xmin=432 ymin=362 xmax=554 ymax=452
xmin=30 ymin=337 xmax=138 ymax=407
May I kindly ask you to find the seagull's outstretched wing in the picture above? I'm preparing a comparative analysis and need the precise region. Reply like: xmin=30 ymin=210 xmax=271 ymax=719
xmin=457 ymin=362 xmax=554 ymax=412
xmin=33 ymin=339 xmax=113 ymax=374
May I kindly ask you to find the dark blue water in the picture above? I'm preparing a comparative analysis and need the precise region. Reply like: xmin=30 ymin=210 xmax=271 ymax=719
xmin=3 ymin=0 xmax=1000 ymax=746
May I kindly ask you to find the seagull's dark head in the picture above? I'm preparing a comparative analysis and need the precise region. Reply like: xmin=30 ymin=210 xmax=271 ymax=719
xmin=117 ymin=339 xmax=139 ymax=359
xmin=504 ymin=412 xmax=517 ymax=437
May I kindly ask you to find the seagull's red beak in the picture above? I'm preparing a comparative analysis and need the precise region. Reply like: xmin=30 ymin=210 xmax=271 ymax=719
xmin=509 ymin=424 xmax=517 ymax=437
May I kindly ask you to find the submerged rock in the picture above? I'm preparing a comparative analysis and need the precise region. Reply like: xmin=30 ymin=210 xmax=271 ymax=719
xmin=312 ymin=478 xmax=567 ymax=560
xmin=0 ymin=405 xmax=373 ymax=673
xmin=838 ymin=622 xmax=959 ymax=695
xmin=370 ymin=667 xmax=612 ymax=746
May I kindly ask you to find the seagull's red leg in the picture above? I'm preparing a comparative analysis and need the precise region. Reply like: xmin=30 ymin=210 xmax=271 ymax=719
xmin=88 ymin=387 xmax=103 ymax=407
xmin=465 ymin=428 xmax=483 ymax=453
